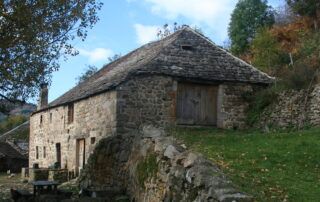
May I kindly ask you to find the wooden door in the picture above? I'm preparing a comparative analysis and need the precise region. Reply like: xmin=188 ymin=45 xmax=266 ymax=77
xmin=55 ymin=143 xmax=61 ymax=164
xmin=176 ymin=83 xmax=218 ymax=125
xmin=76 ymin=139 xmax=85 ymax=172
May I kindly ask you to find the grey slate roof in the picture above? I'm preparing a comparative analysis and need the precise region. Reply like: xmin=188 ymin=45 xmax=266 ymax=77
xmin=0 ymin=142 xmax=26 ymax=159
xmin=40 ymin=27 xmax=274 ymax=112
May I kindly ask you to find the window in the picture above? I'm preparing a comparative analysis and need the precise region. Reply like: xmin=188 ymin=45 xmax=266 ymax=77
xmin=50 ymin=113 xmax=53 ymax=123
xmin=36 ymin=146 xmax=39 ymax=159
xmin=67 ymin=103 xmax=74 ymax=124
xmin=40 ymin=115 xmax=43 ymax=126
xmin=91 ymin=137 xmax=96 ymax=144
xmin=43 ymin=146 xmax=46 ymax=158
xmin=181 ymin=44 xmax=193 ymax=51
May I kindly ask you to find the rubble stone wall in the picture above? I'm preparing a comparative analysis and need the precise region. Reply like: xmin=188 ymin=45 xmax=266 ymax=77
xmin=29 ymin=91 xmax=117 ymax=170
xmin=259 ymin=84 xmax=320 ymax=128
xmin=218 ymin=83 xmax=255 ymax=129
xmin=79 ymin=130 xmax=252 ymax=202
xmin=117 ymin=75 xmax=256 ymax=131
xmin=29 ymin=75 xmax=259 ymax=173
xmin=116 ymin=75 xmax=177 ymax=133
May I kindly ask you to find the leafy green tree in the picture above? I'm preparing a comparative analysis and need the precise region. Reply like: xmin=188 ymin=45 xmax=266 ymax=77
xmin=251 ymin=28 xmax=288 ymax=75
xmin=228 ymin=0 xmax=275 ymax=55
xmin=76 ymin=53 xmax=122 ymax=85
xmin=286 ymin=0 xmax=320 ymax=29
xmin=0 ymin=0 xmax=103 ymax=102
xmin=76 ymin=65 xmax=98 ymax=84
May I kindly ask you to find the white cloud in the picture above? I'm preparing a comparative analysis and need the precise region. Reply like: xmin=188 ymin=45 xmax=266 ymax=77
xmin=141 ymin=0 xmax=237 ymax=42
xmin=78 ymin=48 xmax=113 ymax=62
xmin=134 ymin=23 xmax=159 ymax=45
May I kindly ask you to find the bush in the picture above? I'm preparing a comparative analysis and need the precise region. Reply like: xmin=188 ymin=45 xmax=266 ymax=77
xmin=244 ymin=86 xmax=279 ymax=126
xmin=251 ymin=27 xmax=290 ymax=75
xmin=281 ymin=64 xmax=316 ymax=90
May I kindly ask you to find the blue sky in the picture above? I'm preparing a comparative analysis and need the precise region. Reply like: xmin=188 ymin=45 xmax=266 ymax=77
xmin=47 ymin=0 xmax=285 ymax=102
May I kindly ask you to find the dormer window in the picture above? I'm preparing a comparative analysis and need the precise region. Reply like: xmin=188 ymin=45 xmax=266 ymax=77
xmin=181 ymin=44 xmax=193 ymax=51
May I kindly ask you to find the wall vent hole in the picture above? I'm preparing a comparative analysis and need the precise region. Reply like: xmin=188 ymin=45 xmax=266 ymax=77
xmin=181 ymin=45 xmax=193 ymax=51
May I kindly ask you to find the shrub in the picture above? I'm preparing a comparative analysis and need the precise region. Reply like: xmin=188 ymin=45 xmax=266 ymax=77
xmin=281 ymin=64 xmax=316 ymax=90
xmin=244 ymin=86 xmax=279 ymax=126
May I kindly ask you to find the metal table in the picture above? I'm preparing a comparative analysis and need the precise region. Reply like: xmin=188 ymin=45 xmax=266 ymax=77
xmin=31 ymin=180 xmax=60 ymax=196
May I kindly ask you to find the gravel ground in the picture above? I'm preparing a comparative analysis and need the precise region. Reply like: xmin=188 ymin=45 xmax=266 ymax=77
xmin=0 ymin=173 xmax=32 ymax=201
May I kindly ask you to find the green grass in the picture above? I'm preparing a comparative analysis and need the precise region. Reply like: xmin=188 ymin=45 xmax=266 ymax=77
xmin=171 ymin=127 xmax=320 ymax=202
xmin=137 ymin=154 xmax=158 ymax=189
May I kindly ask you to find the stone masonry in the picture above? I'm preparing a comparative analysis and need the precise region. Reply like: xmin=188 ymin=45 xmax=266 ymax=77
xmin=79 ymin=129 xmax=253 ymax=202
xmin=29 ymin=74 xmax=257 ymax=170
xmin=29 ymin=91 xmax=117 ymax=170
xmin=29 ymin=27 xmax=272 ymax=172
xmin=116 ymin=75 xmax=176 ymax=133
xmin=259 ymin=84 xmax=320 ymax=128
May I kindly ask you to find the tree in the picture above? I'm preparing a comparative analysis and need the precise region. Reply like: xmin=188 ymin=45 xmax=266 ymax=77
xmin=228 ymin=0 xmax=275 ymax=55
xmin=286 ymin=0 xmax=320 ymax=29
xmin=0 ymin=0 xmax=103 ymax=102
xmin=76 ymin=53 xmax=122 ymax=85
xmin=251 ymin=28 xmax=288 ymax=75
xmin=108 ymin=54 xmax=122 ymax=63
xmin=157 ymin=23 xmax=187 ymax=39
xmin=274 ymin=4 xmax=296 ymax=26
xmin=76 ymin=65 xmax=98 ymax=84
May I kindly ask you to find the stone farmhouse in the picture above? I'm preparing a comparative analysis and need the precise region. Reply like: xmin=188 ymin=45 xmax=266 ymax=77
xmin=29 ymin=27 xmax=273 ymax=174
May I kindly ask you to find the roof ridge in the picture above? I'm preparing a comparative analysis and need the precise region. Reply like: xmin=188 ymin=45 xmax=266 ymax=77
xmin=35 ymin=27 xmax=274 ymax=115
xmin=90 ymin=28 xmax=186 ymax=79
xmin=48 ymin=30 xmax=184 ymax=107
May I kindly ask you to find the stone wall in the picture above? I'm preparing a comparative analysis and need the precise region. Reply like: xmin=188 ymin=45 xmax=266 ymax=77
xmin=29 ymin=91 xmax=117 ymax=170
xmin=117 ymin=75 xmax=256 ymax=131
xmin=259 ymin=84 xmax=320 ymax=128
xmin=30 ymin=74 xmax=258 ymax=173
xmin=217 ymin=83 xmax=255 ymax=129
xmin=116 ymin=75 xmax=176 ymax=133
xmin=79 ymin=130 xmax=252 ymax=202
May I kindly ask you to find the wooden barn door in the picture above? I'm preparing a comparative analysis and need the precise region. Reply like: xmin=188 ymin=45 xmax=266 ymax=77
xmin=177 ymin=83 xmax=218 ymax=125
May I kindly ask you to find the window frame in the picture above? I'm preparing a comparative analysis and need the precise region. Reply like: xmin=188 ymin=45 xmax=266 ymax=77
xmin=36 ymin=146 xmax=39 ymax=159
xmin=67 ymin=103 xmax=74 ymax=124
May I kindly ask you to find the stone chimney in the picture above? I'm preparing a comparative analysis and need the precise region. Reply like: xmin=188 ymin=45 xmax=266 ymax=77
xmin=37 ymin=83 xmax=48 ymax=110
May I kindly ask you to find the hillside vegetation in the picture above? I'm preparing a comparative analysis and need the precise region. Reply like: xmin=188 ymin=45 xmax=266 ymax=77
xmin=173 ymin=127 xmax=320 ymax=201
xmin=0 ymin=101 xmax=35 ymax=140
xmin=228 ymin=0 xmax=320 ymax=126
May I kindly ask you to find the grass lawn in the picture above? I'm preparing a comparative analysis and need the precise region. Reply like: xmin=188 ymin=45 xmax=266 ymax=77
xmin=171 ymin=127 xmax=320 ymax=202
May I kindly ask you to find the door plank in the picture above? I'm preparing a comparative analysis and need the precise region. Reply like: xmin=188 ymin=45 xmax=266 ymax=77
xmin=177 ymin=83 xmax=218 ymax=126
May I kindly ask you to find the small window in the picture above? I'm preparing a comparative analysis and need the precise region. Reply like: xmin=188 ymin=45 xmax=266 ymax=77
xmin=91 ymin=137 xmax=96 ymax=144
xmin=36 ymin=146 xmax=39 ymax=159
xmin=67 ymin=103 xmax=74 ymax=124
xmin=40 ymin=115 xmax=43 ymax=126
xmin=181 ymin=44 xmax=193 ymax=51
xmin=50 ymin=113 xmax=53 ymax=123
xmin=43 ymin=146 xmax=46 ymax=158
